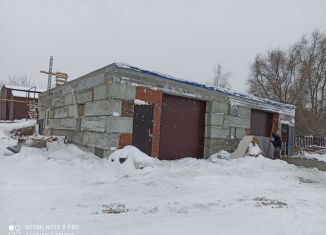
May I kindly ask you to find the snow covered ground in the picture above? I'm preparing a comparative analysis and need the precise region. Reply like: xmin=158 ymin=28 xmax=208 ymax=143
xmin=300 ymin=151 xmax=326 ymax=163
xmin=1 ymin=121 xmax=326 ymax=235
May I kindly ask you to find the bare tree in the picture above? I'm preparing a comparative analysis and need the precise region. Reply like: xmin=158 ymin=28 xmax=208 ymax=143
xmin=296 ymin=31 xmax=326 ymax=135
xmin=248 ymin=48 xmax=304 ymax=104
xmin=211 ymin=64 xmax=232 ymax=89
xmin=8 ymin=74 xmax=35 ymax=88
xmin=247 ymin=30 xmax=326 ymax=136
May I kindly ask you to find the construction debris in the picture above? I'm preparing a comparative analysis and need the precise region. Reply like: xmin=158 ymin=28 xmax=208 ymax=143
xmin=10 ymin=126 xmax=35 ymax=137
xmin=6 ymin=136 xmax=59 ymax=154
xmin=231 ymin=135 xmax=263 ymax=158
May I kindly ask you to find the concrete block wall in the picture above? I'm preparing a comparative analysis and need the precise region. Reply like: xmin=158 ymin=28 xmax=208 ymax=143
xmin=38 ymin=64 xmax=293 ymax=160
xmin=204 ymin=99 xmax=251 ymax=157
xmin=39 ymin=76 xmax=136 ymax=158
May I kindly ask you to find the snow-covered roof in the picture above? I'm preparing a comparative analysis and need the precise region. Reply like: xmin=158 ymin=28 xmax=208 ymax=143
xmin=2 ymin=84 xmax=45 ymax=99
xmin=11 ymin=90 xmax=40 ymax=98
xmin=3 ymin=84 xmax=45 ymax=93
xmin=114 ymin=63 xmax=295 ymax=114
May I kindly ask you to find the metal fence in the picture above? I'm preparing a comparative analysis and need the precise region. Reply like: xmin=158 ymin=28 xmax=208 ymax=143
xmin=295 ymin=136 xmax=326 ymax=148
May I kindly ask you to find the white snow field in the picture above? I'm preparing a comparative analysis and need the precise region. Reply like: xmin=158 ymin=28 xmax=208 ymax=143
xmin=301 ymin=152 xmax=326 ymax=163
xmin=1 ymin=121 xmax=326 ymax=235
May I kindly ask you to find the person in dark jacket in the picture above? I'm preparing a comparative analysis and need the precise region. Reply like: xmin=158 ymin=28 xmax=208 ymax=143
xmin=270 ymin=132 xmax=282 ymax=159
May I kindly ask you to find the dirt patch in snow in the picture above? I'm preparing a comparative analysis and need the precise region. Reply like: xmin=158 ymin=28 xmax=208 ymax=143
xmin=254 ymin=197 xmax=288 ymax=208
xmin=102 ymin=203 xmax=129 ymax=214
xmin=10 ymin=126 xmax=35 ymax=137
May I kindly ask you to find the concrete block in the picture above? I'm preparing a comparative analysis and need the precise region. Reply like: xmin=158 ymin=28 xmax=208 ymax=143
xmin=82 ymin=132 xmax=119 ymax=149
xmin=81 ymin=116 xmax=107 ymax=132
xmin=111 ymin=100 xmax=122 ymax=116
xmin=68 ymin=105 xmax=77 ymax=117
xmin=75 ymin=88 xmax=93 ymax=103
xmin=205 ymin=113 xmax=224 ymax=126
xmin=95 ymin=147 xmax=114 ymax=158
xmin=52 ymin=129 xmax=75 ymax=138
xmin=237 ymin=106 xmax=251 ymax=117
xmin=205 ymin=126 xmax=230 ymax=138
xmin=236 ymin=128 xmax=246 ymax=139
xmin=54 ymin=106 xmax=69 ymax=118
xmin=75 ymin=143 xmax=95 ymax=155
xmin=84 ymin=100 xmax=110 ymax=116
xmin=93 ymin=81 xmax=135 ymax=100
xmin=107 ymin=81 xmax=127 ymax=99
xmin=204 ymin=138 xmax=240 ymax=157
xmin=61 ymin=86 xmax=73 ymax=96
xmin=71 ymin=132 xmax=84 ymax=145
xmin=64 ymin=94 xmax=73 ymax=105
xmin=125 ymin=83 xmax=136 ymax=100
xmin=84 ymin=99 xmax=122 ymax=116
xmin=38 ymin=108 xmax=46 ymax=119
xmin=48 ymin=119 xmax=61 ymax=129
xmin=206 ymin=101 xmax=228 ymax=113
xmin=107 ymin=117 xmax=133 ymax=133
xmin=93 ymin=83 xmax=108 ymax=100
xmin=60 ymin=118 xmax=76 ymax=129
xmin=43 ymin=128 xmax=53 ymax=136
xmin=52 ymin=93 xmax=65 ymax=107
xmin=39 ymin=95 xmax=52 ymax=107
xmin=224 ymin=115 xmax=250 ymax=128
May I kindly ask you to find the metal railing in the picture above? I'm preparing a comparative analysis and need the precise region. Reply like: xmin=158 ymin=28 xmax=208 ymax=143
xmin=295 ymin=136 xmax=326 ymax=148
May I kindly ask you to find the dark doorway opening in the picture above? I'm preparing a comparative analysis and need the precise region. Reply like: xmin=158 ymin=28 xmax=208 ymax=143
xmin=132 ymin=105 xmax=154 ymax=156
xmin=250 ymin=109 xmax=273 ymax=137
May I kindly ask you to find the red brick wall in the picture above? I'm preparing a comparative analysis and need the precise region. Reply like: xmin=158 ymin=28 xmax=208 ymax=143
xmin=272 ymin=113 xmax=279 ymax=134
xmin=119 ymin=133 xmax=132 ymax=148
xmin=136 ymin=87 xmax=163 ymax=158
xmin=12 ymin=96 xmax=30 ymax=120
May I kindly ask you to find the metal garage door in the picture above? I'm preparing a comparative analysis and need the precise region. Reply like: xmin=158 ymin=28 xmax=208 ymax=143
xmin=159 ymin=94 xmax=206 ymax=160
xmin=132 ymin=105 xmax=154 ymax=156
xmin=250 ymin=109 xmax=273 ymax=137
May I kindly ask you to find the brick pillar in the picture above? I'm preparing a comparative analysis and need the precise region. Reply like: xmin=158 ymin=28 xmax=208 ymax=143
xmin=119 ymin=133 xmax=133 ymax=148
xmin=272 ymin=113 xmax=279 ymax=133
xmin=136 ymin=87 xmax=163 ymax=158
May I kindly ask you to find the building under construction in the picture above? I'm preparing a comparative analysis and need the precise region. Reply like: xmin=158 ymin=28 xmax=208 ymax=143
xmin=0 ymin=84 xmax=45 ymax=120
xmin=38 ymin=63 xmax=296 ymax=160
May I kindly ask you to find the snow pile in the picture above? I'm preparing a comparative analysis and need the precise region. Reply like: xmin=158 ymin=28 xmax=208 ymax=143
xmin=134 ymin=99 xmax=149 ymax=105
xmin=108 ymin=145 xmax=156 ymax=173
xmin=1 ymin=121 xmax=326 ymax=235
xmin=209 ymin=150 xmax=231 ymax=160
xmin=247 ymin=142 xmax=263 ymax=157
xmin=301 ymin=152 xmax=326 ymax=163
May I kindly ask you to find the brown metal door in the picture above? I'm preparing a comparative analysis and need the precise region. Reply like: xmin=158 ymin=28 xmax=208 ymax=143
xmin=159 ymin=94 xmax=206 ymax=160
xmin=132 ymin=105 xmax=154 ymax=156
xmin=250 ymin=109 xmax=273 ymax=137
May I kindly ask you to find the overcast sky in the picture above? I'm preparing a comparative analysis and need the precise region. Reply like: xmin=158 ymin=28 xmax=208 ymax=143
xmin=1 ymin=0 xmax=326 ymax=92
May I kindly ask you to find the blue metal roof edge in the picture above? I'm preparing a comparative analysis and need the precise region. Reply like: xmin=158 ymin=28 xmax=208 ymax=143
xmin=113 ymin=63 xmax=295 ymax=111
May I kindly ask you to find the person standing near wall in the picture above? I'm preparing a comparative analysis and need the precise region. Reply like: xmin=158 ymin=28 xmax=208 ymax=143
xmin=270 ymin=132 xmax=282 ymax=159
